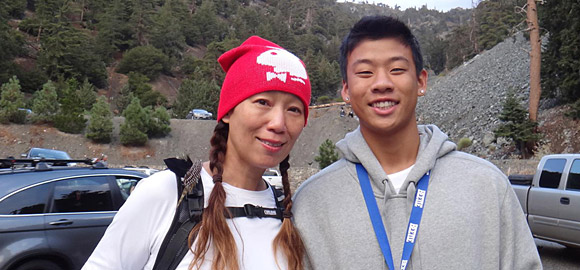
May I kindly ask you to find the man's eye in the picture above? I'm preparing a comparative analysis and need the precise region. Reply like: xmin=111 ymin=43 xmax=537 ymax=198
xmin=256 ymin=99 xmax=268 ymax=106
xmin=392 ymin=68 xmax=406 ymax=73
xmin=356 ymin=71 xmax=372 ymax=75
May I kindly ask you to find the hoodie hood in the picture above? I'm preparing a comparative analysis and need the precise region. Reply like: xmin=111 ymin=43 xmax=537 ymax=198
xmin=336 ymin=124 xmax=456 ymax=196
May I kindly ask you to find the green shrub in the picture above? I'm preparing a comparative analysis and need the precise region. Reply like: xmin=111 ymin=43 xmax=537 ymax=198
xmin=77 ymin=79 xmax=97 ymax=112
xmin=86 ymin=96 xmax=113 ymax=143
xmin=117 ymin=46 xmax=170 ymax=80
xmin=494 ymin=91 xmax=542 ymax=157
xmin=314 ymin=139 xmax=340 ymax=169
xmin=120 ymin=97 xmax=148 ymax=146
xmin=31 ymin=81 xmax=59 ymax=123
xmin=457 ymin=137 xmax=472 ymax=151
xmin=316 ymin=95 xmax=332 ymax=105
xmin=565 ymin=99 xmax=580 ymax=120
xmin=147 ymin=106 xmax=171 ymax=138
xmin=53 ymin=87 xmax=86 ymax=134
xmin=0 ymin=76 xmax=27 ymax=124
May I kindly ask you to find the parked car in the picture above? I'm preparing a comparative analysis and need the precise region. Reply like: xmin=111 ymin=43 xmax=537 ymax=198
xmin=262 ymin=168 xmax=282 ymax=188
xmin=186 ymin=109 xmax=213 ymax=120
xmin=21 ymin=148 xmax=72 ymax=159
xmin=509 ymin=154 xmax=580 ymax=248
xmin=20 ymin=148 xmax=75 ymax=167
xmin=0 ymin=159 xmax=148 ymax=270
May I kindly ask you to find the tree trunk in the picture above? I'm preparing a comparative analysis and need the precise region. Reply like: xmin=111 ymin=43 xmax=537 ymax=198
xmin=527 ymin=0 xmax=541 ymax=122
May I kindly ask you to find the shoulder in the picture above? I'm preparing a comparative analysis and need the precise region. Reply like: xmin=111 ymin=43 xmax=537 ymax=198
xmin=441 ymin=151 xmax=505 ymax=176
xmin=294 ymin=159 xmax=354 ymax=203
xmin=435 ymin=150 xmax=510 ymax=191
xmin=131 ymin=170 xmax=179 ymax=205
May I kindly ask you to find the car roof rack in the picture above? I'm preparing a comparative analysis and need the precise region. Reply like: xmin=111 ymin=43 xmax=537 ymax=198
xmin=0 ymin=158 xmax=106 ymax=171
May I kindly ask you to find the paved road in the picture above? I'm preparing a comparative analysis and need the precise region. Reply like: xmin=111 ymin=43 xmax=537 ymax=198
xmin=536 ymin=239 xmax=580 ymax=269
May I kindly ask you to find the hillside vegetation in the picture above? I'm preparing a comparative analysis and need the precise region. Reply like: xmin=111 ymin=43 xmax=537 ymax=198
xmin=0 ymin=0 xmax=579 ymax=160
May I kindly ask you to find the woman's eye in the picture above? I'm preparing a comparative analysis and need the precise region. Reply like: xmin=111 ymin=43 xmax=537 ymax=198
xmin=256 ymin=99 xmax=268 ymax=106
xmin=289 ymin=106 xmax=303 ymax=114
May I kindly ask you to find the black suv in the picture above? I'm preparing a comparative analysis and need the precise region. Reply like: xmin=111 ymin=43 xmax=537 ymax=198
xmin=0 ymin=159 xmax=149 ymax=270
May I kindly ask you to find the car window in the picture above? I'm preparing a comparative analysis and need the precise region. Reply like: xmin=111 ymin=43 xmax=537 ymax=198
xmin=539 ymin=158 xmax=566 ymax=189
xmin=115 ymin=176 xmax=140 ymax=200
xmin=51 ymin=176 xmax=114 ymax=213
xmin=29 ymin=149 xmax=70 ymax=159
xmin=566 ymin=159 xmax=580 ymax=191
xmin=0 ymin=183 xmax=52 ymax=215
xmin=263 ymin=171 xmax=278 ymax=177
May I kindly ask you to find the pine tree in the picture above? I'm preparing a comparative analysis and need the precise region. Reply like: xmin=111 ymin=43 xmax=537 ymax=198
xmin=540 ymin=0 xmax=580 ymax=104
xmin=95 ymin=0 xmax=135 ymax=60
xmin=86 ymin=96 xmax=114 ymax=143
xmin=150 ymin=0 xmax=187 ymax=59
xmin=31 ymin=80 xmax=59 ymax=123
xmin=53 ymin=86 xmax=87 ymax=134
xmin=120 ymin=97 xmax=148 ymax=145
xmin=0 ymin=76 xmax=27 ymax=124
xmin=146 ymin=106 xmax=171 ymax=138
xmin=130 ymin=0 xmax=156 ymax=46
xmin=116 ymin=46 xmax=170 ymax=80
xmin=314 ymin=139 xmax=340 ymax=169
xmin=494 ymin=91 xmax=542 ymax=158
xmin=77 ymin=79 xmax=98 ymax=112
xmin=173 ymin=78 xmax=220 ymax=118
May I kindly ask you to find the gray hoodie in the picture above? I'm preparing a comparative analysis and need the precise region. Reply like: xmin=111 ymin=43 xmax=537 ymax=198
xmin=293 ymin=125 xmax=541 ymax=270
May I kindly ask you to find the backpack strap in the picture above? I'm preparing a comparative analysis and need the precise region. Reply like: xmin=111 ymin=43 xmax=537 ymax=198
xmin=152 ymin=157 xmax=204 ymax=270
xmin=225 ymin=183 xmax=285 ymax=220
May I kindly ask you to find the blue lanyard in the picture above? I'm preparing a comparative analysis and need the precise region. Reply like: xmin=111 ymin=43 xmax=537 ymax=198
xmin=356 ymin=163 xmax=430 ymax=270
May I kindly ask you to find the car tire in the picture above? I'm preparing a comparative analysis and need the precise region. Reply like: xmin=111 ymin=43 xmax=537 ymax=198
xmin=14 ymin=260 xmax=64 ymax=270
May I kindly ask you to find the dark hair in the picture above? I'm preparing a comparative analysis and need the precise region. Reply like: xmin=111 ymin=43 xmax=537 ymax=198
xmin=339 ymin=15 xmax=424 ymax=81
xmin=189 ymin=121 xmax=304 ymax=270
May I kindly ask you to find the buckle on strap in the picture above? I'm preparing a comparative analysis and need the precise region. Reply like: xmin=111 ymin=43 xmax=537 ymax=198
xmin=243 ymin=204 xmax=263 ymax=218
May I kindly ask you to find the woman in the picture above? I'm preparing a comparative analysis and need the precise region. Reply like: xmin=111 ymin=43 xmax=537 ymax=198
xmin=83 ymin=36 xmax=310 ymax=270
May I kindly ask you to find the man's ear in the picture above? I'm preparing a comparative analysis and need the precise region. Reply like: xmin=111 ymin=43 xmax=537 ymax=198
xmin=417 ymin=69 xmax=428 ymax=96
xmin=341 ymin=80 xmax=350 ymax=103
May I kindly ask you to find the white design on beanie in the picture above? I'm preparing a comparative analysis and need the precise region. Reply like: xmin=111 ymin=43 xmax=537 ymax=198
xmin=256 ymin=48 xmax=307 ymax=85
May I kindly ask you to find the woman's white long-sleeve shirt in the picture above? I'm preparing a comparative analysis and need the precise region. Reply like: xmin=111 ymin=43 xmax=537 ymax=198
xmin=82 ymin=168 xmax=286 ymax=270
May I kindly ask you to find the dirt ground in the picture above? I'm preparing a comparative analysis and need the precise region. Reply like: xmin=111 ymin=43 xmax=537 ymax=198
xmin=1 ymin=104 xmax=577 ymax=189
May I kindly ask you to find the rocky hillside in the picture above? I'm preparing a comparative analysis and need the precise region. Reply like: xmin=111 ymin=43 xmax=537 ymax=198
xmin=417 ymin=32 xmax=579 ymax=158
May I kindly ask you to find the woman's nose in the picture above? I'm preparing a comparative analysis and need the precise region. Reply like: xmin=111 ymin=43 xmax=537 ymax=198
xmin=267 ymin=108 xmax=287 ymax=133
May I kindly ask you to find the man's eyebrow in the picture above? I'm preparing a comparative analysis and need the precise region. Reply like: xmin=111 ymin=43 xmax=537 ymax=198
xmin=351 ymin=56 xmax=410 ymax=67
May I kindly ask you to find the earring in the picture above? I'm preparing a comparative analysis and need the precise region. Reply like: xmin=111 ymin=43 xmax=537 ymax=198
xmin=345 ymin=97 xmax=350 ymax=101
xmin=420 ymin=89 xmax=425 ymax=94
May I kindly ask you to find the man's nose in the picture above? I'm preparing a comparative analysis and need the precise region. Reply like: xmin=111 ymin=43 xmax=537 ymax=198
xmin=372 ymin=70 xmax=394 ymax=92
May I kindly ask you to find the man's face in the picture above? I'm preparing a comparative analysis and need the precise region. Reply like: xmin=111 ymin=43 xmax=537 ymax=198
xmin=341 ymin=37 xmax=427 ymax=137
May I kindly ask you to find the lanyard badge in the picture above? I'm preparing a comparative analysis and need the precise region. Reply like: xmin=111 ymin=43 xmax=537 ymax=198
xmin=356 ymin=163 xmax=430 ymax=270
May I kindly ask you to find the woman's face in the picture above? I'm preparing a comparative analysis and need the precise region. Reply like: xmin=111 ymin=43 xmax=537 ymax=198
xmin=222 ymin=91 xmax=305 ymax=170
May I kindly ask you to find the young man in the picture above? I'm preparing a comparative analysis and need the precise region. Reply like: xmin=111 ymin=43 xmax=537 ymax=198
xmin=292 ymin=16 xmax=542 ymax=270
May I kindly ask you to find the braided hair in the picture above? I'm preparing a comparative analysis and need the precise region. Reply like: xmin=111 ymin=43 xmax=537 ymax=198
xmin=188 ymin=121 xmax=304 ymax=270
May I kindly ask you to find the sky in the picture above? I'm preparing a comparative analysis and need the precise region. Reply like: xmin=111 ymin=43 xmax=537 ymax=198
xmin=342 ymin=0 xmax=474 ymax=12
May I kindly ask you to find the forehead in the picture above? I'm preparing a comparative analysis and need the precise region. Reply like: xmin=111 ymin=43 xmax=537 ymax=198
xmin=347 ymin=37 xmax=414 ymax=66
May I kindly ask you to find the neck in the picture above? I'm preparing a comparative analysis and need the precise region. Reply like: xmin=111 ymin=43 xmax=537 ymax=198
xmin=203 ymin=161 xmax=267 ymax=191
xmin=360 ymin=124 xmax=420 ymax=175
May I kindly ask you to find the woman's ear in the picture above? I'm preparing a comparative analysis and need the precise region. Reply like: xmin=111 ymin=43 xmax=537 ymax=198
xmin=221 ymin=111 xmax=231 ymax=124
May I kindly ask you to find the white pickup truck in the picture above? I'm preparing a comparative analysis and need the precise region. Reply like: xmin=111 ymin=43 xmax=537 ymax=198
xmin=510 ymin=154 xmax=580 ymax=248
xmin=262 ymin=168 xmax=282 ymax=189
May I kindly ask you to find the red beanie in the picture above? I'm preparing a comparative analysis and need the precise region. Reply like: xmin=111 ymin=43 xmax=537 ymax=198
xmin=217 ymin=36 xmax=311 ymax=125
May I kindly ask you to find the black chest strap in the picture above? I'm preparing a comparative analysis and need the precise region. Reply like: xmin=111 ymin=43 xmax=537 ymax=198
xmin=225 ymin=184 xmax=285 ymax=220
